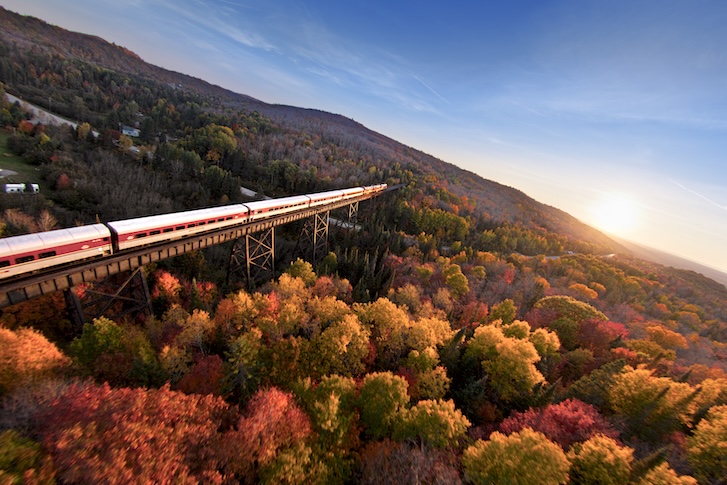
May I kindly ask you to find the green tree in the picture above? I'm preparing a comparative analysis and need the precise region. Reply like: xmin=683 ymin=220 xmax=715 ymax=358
xmin=357 ymin=372 xmax=409 ymax=440
xmin=0 ymin=430 xmax=55 ymax=483
xmin=406 ymin=316 xmax=454 ymax=351
xmin=225 ymin=328 xmax=264 ymax=401
xmin=687 ymin=404 xmax=727 ymax=484
xmin=313 ymin=314 xmax=370 ymax=377
xmin=69 ymin=317 xmax=161 ymax=387
xmin=567 ymin=434 xmax=633 ymax=485
xmin=482 ymin=337 xmax=544 ymax=403
xmin=502 ymin=320 xmax=530 ymax=339
xmin=292 ymin=375 xmax=359 ymax=483
xmin=445 ymin=266 xmax=469 ymax=299
xmin=608 ymin=367 xmax=695 ymax=441
xmin=403 ymin=348 xmax=451 ymax=400
xmin=355 ymin=298 xmax=411 ymax=368
xmin=466 ymin=324 xmax=545 ymax=404
xmin=462 ymin=428 xmax=569 ymax=485
xmin=287 ymin=259 xmax=317 ymax=286
xmin=393 ymin=399 xmax=470 ymax=448
xmin=490 ymin=299 xmax=517 ymax=324
xmin=533 ymin=295 xmax=607 ymax=323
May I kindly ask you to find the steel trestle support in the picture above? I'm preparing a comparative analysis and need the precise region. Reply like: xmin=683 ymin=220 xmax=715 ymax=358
xmin=64 ymin=267 xmax=151 ymax=329
xmin=297 ymin=210 xmax=330 ymax=267
xmin=228 ymin=227 xmax=275 ymax=290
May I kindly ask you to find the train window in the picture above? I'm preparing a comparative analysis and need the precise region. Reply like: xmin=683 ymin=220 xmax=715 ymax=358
xmin=150 ymin=230 xmax=160 ymax=236
xmin=198 ymin=221 xmax=206 ymax=226
xmin=188 ymin=223 xmax=196 ymax=228
xmin=16 ymin=255 xmax=35 ymax=264
xmin=217 ymin=218 xmax=225 ymax=222
xmin=163 ymin=228 xmax=174 ymax=233
xmin=39 ymin=251 xmax=57 ymax=259
xmin=176 ymin=226 xmax=185 ymax=230
xmin=226 ymin=217 xmax=233 ymax=220
xmin=0 ymin=260 xmax=9 ymax=268
xmin=135 ymin=233 xmax=147 ymax=238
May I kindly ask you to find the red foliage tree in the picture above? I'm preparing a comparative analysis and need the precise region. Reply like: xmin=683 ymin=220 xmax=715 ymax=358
xmin=55 ymin=173 xmax=71 ymax=190
xmin=498 ymin=398 xmax=618 ymax=450
xmin=176 ymin=354 xmax=225 ymax=396
xmin=577 ymin=318 xmax=628 ymax=359
xmin=151 ymin=269 xmax=183 ymax=307
xmin=226 ymin=387 xmax=312 ymax=480
xmin=456 ymin=300 xmax=489 ymax=329
xmin=36 ymin=382 xmax=235 ymax=484
xmin=524 ymin=307 xmax=560 ymax=329
xmin=17 ymin=119 xmax=34 ymax=134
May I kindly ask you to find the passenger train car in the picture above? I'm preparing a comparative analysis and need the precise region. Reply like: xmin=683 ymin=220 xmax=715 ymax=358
xmin=0 ymin=184 xmax=387 ymax=280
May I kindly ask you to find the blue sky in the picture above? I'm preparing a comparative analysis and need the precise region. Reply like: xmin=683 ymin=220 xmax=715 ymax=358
xmin=3 ymin=0 xmax=727 ymax=273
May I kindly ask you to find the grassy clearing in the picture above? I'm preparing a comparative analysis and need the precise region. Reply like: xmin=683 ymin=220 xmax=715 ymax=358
xmin=0 ymin=131 xmax=42 ymax=183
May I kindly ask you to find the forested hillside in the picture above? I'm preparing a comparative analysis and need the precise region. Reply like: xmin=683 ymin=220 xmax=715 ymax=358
xmin=1 ymin=8 xmax=726 ymax=484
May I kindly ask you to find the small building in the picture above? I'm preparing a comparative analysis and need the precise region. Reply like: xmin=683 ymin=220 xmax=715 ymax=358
xmin=4 ymin=183 xmax=40 ymax=193
xmin=121 ymin=125 xmax=140 ymax=137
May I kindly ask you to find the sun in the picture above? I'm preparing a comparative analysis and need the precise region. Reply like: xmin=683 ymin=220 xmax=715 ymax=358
xmin=588 ymin=193 xmax=641 ymax=236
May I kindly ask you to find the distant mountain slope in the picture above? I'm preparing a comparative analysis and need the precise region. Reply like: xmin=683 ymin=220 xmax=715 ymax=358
xmin=614 ymin=237 xmax=727 ymax=288
xmin=0 ymin=6 xmax=623 ymax=253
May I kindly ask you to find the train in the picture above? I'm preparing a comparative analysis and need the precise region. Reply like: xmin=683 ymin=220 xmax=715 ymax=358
xmin=0 ymin=184 xmax=387 ymax=280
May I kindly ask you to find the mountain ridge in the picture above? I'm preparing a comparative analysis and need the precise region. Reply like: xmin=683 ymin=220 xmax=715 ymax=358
xmin=0 ymin=6 xmax=631 ymax=257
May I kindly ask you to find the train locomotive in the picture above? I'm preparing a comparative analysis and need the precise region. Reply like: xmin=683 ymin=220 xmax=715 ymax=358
xmin=0 ymin=184 xmax=387 ymax=280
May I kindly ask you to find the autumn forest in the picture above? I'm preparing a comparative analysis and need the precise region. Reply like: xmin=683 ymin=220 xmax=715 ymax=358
xmin=0 ymin=8 xmax=726 ymax=485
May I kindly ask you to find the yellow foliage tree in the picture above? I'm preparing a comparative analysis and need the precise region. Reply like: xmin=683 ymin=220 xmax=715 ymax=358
xmin=567 ymin=434 xmax=634 ymax=485
xmin=462 ymin=428 xmax=569 ymax=485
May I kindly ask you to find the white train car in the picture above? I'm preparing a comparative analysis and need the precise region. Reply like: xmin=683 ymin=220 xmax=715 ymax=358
xmin=245 ymin=195 xmax=311 ymax=222
xmin=342 ymin=187 xmax=365 ymax=200
xmin=309 ymin=189 xmax=345 ymax=208
xmin=367 ymin=184 xmax=386 ymax=195
xmin=107 ymin=204 xmax=249 ymax=251
xmin=0 ymin=224 xmax=112 ymax=279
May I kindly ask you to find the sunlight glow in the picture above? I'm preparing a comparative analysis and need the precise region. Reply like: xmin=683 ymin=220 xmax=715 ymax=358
xmin=588 ymin=193 xmax=641 ymax=236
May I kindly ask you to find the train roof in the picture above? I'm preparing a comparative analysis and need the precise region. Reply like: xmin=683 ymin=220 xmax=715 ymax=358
xmin=0 ymin=224 xmax=111 ymax=256
xmin=243 ymin=195 xmax=311 ymax=211
xmin=106 ymin=205 xmax=249 ymax=233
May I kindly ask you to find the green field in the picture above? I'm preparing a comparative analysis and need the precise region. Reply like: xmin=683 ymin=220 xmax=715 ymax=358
xmin=0 ymin=131 xmax=42 ymax=184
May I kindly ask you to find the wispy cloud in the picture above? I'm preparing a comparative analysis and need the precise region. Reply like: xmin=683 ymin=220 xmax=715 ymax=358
xmin=160 ymin=0 xmax=278 ymax=52
xmin=413 ymin=75 xmax=448 ymax=104
xmin=505 ymin=98 xmax=546 ymax=117
xmin=669 ymin=179 xmax=727 ymax=210
xmin=150 ymin=1 xmax=450 ymax=115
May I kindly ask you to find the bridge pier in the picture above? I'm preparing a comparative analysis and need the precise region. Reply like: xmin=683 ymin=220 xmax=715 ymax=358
xmin=297 ymin=210 xmax=330 ymax=267
xmin=228 ymin=227 xmax=275 ymax=290
xmin=347 ymin=200 xmax=359 ymax=227
xmin=64 ymin=267 xmax=152 ymax=328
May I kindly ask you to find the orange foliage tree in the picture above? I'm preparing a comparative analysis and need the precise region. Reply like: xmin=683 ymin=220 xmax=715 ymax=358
xmin=0 ymin=327 xmax=70 ymax=395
